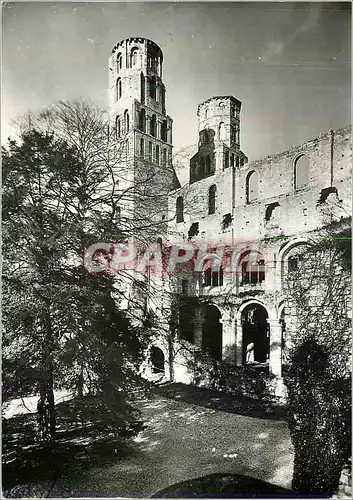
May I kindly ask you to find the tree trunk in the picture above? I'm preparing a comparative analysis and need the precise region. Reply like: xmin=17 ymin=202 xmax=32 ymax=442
xmin=37 ymin=313 xmax=56 ymax=442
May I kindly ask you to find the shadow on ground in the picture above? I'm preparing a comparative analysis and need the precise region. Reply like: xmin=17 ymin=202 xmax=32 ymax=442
xmin=152 ymin=383 xmax=288 ymax=421
xmin=2 ymin=405 xmax=144 ymax=497
xmin=151 ymin=473 xmax=327 ymax=498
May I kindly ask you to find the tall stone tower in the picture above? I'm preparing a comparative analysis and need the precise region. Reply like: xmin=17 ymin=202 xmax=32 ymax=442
xmin=190 ymin=96 xmax=247 ymax=184
xmin=108 ymin=37 xmax=175 ymax=231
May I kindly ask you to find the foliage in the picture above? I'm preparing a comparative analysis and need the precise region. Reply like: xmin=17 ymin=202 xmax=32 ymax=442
xmin=283 ymin=338 xmax=351 ymax=494
xmin=283 ymin=224 xmax=351 ymax=494
xmin=2 ymin=127 xmax=147 ymax=445
xmin=191 ymin=351 xmax=277 ymax=402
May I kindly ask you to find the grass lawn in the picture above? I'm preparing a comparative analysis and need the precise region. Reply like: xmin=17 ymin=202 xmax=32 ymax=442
xmin=3 ymin=383 xmax=294 ymax=498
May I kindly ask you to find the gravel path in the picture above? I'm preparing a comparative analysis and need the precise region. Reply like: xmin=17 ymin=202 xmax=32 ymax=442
xmin=50 ymin=393 xmax=294 ymax=497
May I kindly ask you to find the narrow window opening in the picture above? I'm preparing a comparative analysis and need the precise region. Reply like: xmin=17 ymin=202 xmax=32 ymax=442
xmin=221 ymin=213 xmax=232 ymax=230
xmin=176 ymin=196 xmax=184 ymax=223
xmin=265 ymin=202 xmax=280 ymax=221
xmin=188 ymin=222 xmax=199 ymax=239
xmin=208 ymin=185 xmax=217 ymax=215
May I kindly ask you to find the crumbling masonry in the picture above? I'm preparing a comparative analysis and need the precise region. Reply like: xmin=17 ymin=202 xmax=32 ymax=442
xmin=108 ymin=38 xmax=352 ymax=399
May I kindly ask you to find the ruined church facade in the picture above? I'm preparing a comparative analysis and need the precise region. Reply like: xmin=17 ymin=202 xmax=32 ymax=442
xmin=108 ymin=38 xmax=352 ymax=398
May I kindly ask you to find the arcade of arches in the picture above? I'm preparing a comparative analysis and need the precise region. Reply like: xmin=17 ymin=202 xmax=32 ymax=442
xmin=178 ymin=302 xmax=284 ymax=373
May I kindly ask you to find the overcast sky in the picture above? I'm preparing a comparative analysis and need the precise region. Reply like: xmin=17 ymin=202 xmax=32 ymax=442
xmin=3 ymin=1 xmax=351 ymax=178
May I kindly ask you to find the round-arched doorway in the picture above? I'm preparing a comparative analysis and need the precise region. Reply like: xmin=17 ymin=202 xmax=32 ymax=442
xmin=241 ymin=304 xmax=269 ymax=364
xmin=150 ymin=346 xmax=165 ymax=374
xmin=202 ymin=305 xmax=222 ymax=361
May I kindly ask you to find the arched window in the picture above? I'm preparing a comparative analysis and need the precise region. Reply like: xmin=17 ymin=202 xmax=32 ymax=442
xmin=294 ymin=154 xmax=309 ymax=190
xmin=163 ymin=148 xmax=167 ymax=166
xmin=115 ymin=116 xmax=121 ymax=139
xmin=149 ymin=76 xmax=156 ymax=99
xmin=139 ymin=108 xmax=146 ymax=132
xmin=205 ymin=108 xmax=209 ymax=119
xmin=117 ymin=53 xmax=123 ymax=72
xmin=176 ymin=196 xmax=184 ymax=223
xmin=224 ymin=151 xmax=229 ymax=169
xmin=151 ymin=56 xmax=159 ymax=74
xmin=219 ymin=122 xmax=226 ymax=141
xmin=124 ymin=110 xmax=129 ymax=133
xmin=131 ymin=48 xmax=138 ymax=67
xmin=246 ymin=171 xmax=259 ymax=203
xmin=208 ymin=185 xmax=216 ymax=215
xmin=140 ymin=138 xmax=144 ymax=158
xmin=116 ymin=78 xmax=122 ymax=100
xmin=206 ymin=155 xmax=211 ymax=174
xmin=140 ymin=72 xmax=145 ymax=103
xmin=148 ymin=141 xmax=152 ymax=160
xmin=200 ymin=157 xmax=205 ymax=177
xmin=239 ymin=250 xmax=265 ymax=285
xmin=155 ymin=144 xmax=160 ymax=165
xmin=150 ymin=114 xmax=157 ymax=137
xmin=161 ymin=120 xmax=168 ymax=142
xmin=212 ymin=266 xmax=224 ymax=287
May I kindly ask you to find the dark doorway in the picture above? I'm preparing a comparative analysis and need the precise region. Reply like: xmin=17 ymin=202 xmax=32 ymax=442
xmin=202 ymin=305 xmax=222 ymax=361
xmin=242 ymin=304 xmax=269 ymax=364
xmin=179 ymin=305 xmax=194 ymax=343
xmin=150 ymin=346 xmax=165 ymax=373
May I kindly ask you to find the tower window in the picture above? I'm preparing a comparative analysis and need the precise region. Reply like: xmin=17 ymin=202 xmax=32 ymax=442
xmin=139 ymin=108 xmax=146 ymax=132
xmin=150 ymin=115 xmax=157 ymax=137
xmin=246 ymin=171 xmax=258 ymax=203
xmin=124 ymin=110 xmax=129 ymax=133
xmin=219 ymin=122 xmax=226 ymax=141
xmin=176 ymin=196 xmax=184 ymax=223
xmin=117 ymin=53 xmax=123 ymax=72
xmin=140 ymin=138 xmax=145 ymax=158
xmin=294 ymin=154 xmax=309 ymax=190
xmin=149 ymin=76 xmax=157 ymax=99
xmin=140 ymin=72 xmax=145 ymax=104
xmin=161 ymin=86 xmax=166 ymax=110
xmin=231 ymin=154 xmax=235 ymax=167
xmin=148 ymin=141 xmax=153 ymax=160
xmin=163 ymin=148 xmax=167 ymax=166
xmin=131 ymin=48 xmax=138 ymax=67
xmin=224 ymin=150 xmax=229 ymax=169
xmin=200 ymin=157 xmax=205 ymax=177
xmin=161 ymin=120 xmax=168 ymax=142
xmin=116 ymin=78 xmax=122 ymax=100
xmin=155 ymin=145 xmax=160 ymax=165
xmin=205 ymin=155 xmax=211 ymax=174
xmin=208 ymin=185 xmax=216 ymax=215
xmin=205 ymin=108 xmax=209 ymax=119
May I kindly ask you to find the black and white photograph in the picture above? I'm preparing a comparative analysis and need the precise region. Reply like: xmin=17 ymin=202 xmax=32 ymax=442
xmin=2 ymin=1 xmax=351 ymax=498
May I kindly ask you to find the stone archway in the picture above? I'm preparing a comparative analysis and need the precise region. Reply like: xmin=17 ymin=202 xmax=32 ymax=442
xmin=241 ymin=303 xmax=269 ymax=364
xmin=150 ymin=346 xmax=165 ymax=374
xmin=202 ymin=305 xmax=222 ymax=361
